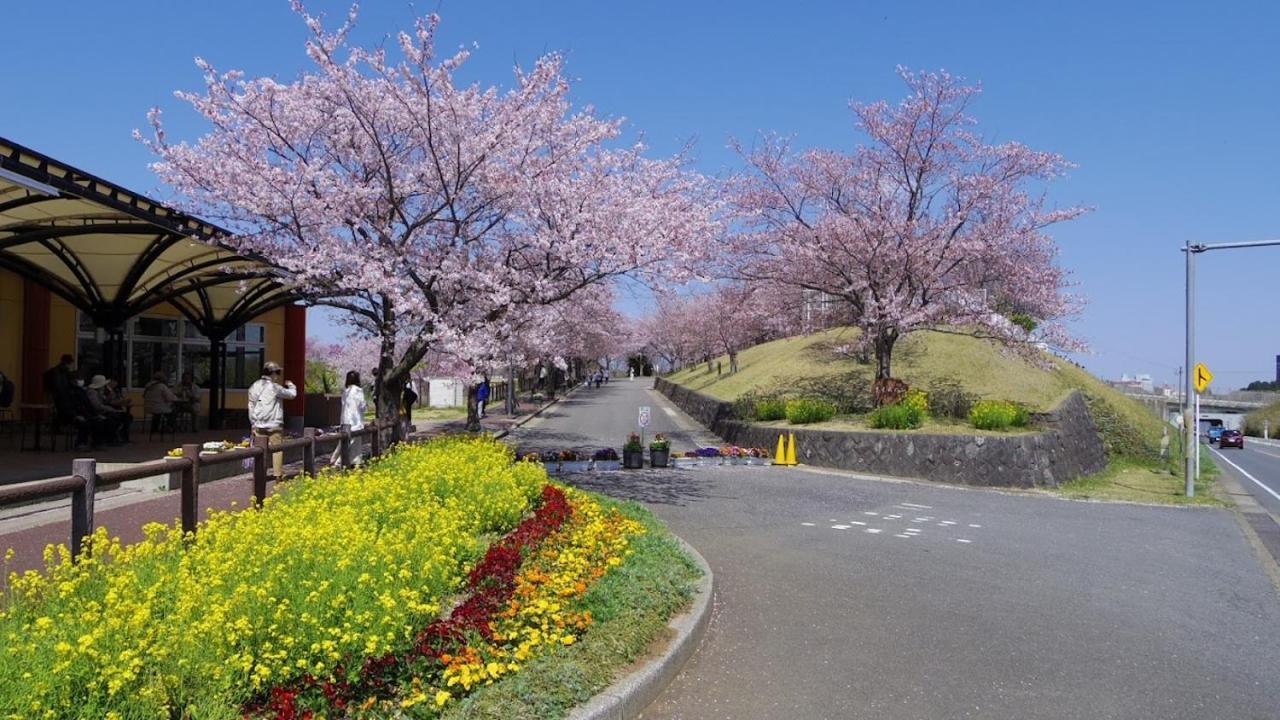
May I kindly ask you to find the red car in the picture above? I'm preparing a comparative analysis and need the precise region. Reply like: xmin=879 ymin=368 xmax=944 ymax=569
xmin=1219 ymin=429 xmax=1244 ymax=449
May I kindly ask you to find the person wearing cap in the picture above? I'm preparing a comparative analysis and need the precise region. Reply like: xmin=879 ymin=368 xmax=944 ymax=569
xmin=86 ymin=374 xmax=131 ymax=444
xmin=248 ymin=361 xmax=297 ymax=480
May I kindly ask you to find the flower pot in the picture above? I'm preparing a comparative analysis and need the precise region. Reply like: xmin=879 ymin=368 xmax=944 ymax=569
xmin=650 ymin=448 xmax=670 ymax=468
xmin=559 ymin=460 xmax=591 ymax=474
xmin=542 ymin=461 xmax=561 ymax=475
xmin=593 ymin=460 xmax=622 ymax=471
xmin=622 ymin=449 xmax=645 ymax=469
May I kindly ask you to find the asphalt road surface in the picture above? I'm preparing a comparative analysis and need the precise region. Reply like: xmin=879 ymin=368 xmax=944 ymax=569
xmin=507 ymin=379 xmax=1280 ymax=720
xmin=1210 ymin=437 xmax=1280 ymax=516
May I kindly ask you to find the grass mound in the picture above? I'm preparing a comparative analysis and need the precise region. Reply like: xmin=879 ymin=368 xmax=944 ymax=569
xmin=667 ymin=327 xmax=1211 ymax=502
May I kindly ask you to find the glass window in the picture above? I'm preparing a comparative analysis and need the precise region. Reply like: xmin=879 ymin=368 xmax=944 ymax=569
xmin=181 ymin=343 xmax=212 ymax=388
xmin=133 ymin=317 xmax=178 ymax=337
xmin=132 ymin=339 xmax=180 ymax=388
xmin=76 ymin=336 xmax=103 ymax=382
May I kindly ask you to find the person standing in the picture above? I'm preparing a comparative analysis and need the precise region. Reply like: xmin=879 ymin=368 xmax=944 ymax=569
xmin=332 ymin=371 xmax=366 ymax=467
xmin=476 ymin=375 xmax=491 ymax=419
xmin=248 ymin=361 xmax=297 ymax=480
xmin=628 ymin=367 xmax=634 ymax=382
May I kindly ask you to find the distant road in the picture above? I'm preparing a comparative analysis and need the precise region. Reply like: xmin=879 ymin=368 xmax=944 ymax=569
xmin=1211 ymin=438 xmax=1280 ymax=516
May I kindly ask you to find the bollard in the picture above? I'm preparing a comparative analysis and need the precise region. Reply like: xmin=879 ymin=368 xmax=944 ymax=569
xmin=70 ymin=458 xmax=97 ymax=560
xmin=303 ymin=427 xmax=317 ymax=477
xmin=339 ymin=424 xmax=352 ymax=468
xmin=251 ymin=435 xmax=268 ymax=507
xmin=180 ymin=444 xmax=201 ymax=535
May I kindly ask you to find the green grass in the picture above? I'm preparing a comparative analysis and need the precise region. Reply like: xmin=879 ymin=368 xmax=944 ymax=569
xmin=666 ymin=327 xmax=1211 ymax=504
xmin=1244 ymin=399 xmax=1280 ymax=437
xmin=440 ymin=495 xmax=703 ymax=719
xmin=1058 ymin=446 xmax=1224 ymax=506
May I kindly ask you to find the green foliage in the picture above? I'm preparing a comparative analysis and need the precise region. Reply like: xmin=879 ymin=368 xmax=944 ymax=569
xmin=968 ymin=399 xmax=1030 ymax=431
xmin=780 ymin=371 xmax=876 ymax=414
xmin=754 ymin=396 xmax=787 ymax=421
xmin=305 ymin=358 xmax=340 ymax=394
xmin=1008 ymin=313 xmax=1038 ymax=333
xmin=901 ymin=388 xmax=929 ymax=416
xmin=1081 ymin=391 xmax=1162 ymax=460
xmin=1242 ymin=399 xmax=1280 ymax=438
xmin=926 ymin=378 xmax=977 ymax=419
xmin=784 ymin=397 xmax=836 ymax=424
xmin=868 ymin=402 xmax=924 ymax=430
xmin=1244 ymin=380 xmax=1280 ymax=391
xmin=623 ymin=433 xmax=643 ymax=452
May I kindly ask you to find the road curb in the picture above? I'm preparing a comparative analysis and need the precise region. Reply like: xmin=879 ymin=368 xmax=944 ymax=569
xmin=494 ymin=386 xmax=579 ymax=440
xmin=1209 ymin=451 xmax=1280 ymax=593
xmin=567 ymin=534 xmax=715 ymax=720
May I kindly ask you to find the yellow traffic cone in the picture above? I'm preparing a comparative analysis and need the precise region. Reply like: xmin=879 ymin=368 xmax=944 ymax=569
xmin=773 ymin=434 xmax=787 ymax=465
xmin=786 ymin=432 xmax=798 ymax=465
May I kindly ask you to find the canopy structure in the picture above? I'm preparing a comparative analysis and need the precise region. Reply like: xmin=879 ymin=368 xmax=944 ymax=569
xmin=0 ymin=136 xmax=306 ymax=426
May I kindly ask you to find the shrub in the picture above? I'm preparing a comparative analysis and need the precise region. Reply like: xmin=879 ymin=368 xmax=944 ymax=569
xmin=785 ymin=397 xmax=836 ymax=424
xmin=623 ymin=432 xmax=643 ymax=452
xmin=927 ymin=379 xmax=977 ymax=419
xmin=754 ymin=396 xmax=788 ymax=421
xmin=782 ymin=373 xmax=875 ymax=414
xmin=650 ymin=433 xmax=670 ymax=451
xmin=969 ymin=399 xmax=1030 ymax=431
xmin=868 ymin=402 xmax=924 ymax=429
xmin=0 ymin=437 xmax=544 ymax=717
xmin=902 ymin=388 xmax=929 ymax=416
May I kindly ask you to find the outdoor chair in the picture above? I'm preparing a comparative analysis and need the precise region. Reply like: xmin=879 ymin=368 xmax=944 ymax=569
xmin=146 ymin=412 xmax=177 ymax=443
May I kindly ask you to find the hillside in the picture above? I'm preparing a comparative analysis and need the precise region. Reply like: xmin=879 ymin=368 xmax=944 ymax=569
xmin=1244 ymin=400 xmax=1280 ymax=437
xmin=666 ymin=327 xmax=1171 ymax=463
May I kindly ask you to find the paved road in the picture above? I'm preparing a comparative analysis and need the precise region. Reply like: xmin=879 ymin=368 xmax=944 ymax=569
xmin=507 ymin=380 xmax=1280 ymax=720
xmin=1211 ymin=438 xmax=1280 ymax=516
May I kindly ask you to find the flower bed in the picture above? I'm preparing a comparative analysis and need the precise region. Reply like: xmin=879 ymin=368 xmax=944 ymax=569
xmin=0 ymin=437 xmax=544 ymax=717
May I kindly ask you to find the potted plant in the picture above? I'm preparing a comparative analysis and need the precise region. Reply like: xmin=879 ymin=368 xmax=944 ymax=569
xmin=559 ymin=449 xmax=591 ymax=473
xmin=592 ymin=447 xmax=621 ymax=471
xmin=693 ymin=446 xmax=721 ymax=467
xmin=622 ymin=433 xmax=645 ymax=469
xmin=649 ymin=433 xmax=671 ymax=468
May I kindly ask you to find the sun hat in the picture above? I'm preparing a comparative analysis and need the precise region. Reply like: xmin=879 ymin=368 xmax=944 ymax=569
xmin=263 ymin=361 xmax=283 ymax=375
xmin=88 ymin=374 xmax=108 ymax=390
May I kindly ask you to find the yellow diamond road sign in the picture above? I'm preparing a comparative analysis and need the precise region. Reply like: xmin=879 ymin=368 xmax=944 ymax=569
xmin=1193 ymin=362 xmax=1213 ymax=393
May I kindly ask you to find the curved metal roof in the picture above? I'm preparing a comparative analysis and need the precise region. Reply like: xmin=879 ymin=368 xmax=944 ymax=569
xmin=0 ymin=136 xmax=303 ymax=336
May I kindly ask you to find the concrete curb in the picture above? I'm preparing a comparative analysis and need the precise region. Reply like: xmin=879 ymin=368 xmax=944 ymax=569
xmin=567 ymin=534 xmax=715 ymax=720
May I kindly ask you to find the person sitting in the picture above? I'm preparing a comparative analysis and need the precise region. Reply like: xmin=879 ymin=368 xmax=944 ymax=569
xmin=86 ymin=375 xmax=131 ymax=443
xmin=143 ymin=371 xmax=178 ymax=433
xmin=174 ymin=370 xmax=200 ymax=430
xmin=66 ymin=378 xmax=109 ymax=450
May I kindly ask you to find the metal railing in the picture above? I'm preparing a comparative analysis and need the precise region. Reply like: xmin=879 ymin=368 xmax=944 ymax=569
xmin=0 ymin=420 xmax=395 ymax=560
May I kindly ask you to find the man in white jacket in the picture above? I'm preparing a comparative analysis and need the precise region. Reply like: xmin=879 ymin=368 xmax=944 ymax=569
xmin=248 ymin=361 xmax=297 ymax=480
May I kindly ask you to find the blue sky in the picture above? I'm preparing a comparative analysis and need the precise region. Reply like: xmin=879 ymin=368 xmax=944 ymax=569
xmin=3 ymin=1 xmax=1278 ymax=388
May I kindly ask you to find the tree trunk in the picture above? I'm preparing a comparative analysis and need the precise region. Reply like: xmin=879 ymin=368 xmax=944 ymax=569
xmin=873 ymin=329 xmax=898 ymax=381
xmin=465 ymin=383 xmax=480 ymax=432
xmin=729 ymin=350 xmax=739 ymax=374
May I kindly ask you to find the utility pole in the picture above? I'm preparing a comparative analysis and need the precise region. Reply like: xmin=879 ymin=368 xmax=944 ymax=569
xmin=1183 ymin=237 xmax=1280 ymax=496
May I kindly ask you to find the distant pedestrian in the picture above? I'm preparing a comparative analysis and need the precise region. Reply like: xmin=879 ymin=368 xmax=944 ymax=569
xmin=332 ymin=370 xmax=366 ymax=467
xmin=476 ymin=375 xmax=490 ymax=418
xmin=629 ymin=367 xmax=634 ymax=382
xmin=248 ymin=361 xmax=297 ymax=480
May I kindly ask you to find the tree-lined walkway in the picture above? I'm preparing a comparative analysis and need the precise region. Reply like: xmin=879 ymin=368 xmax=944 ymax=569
xmin=508 ymin=379 xmax=1280 ymax=719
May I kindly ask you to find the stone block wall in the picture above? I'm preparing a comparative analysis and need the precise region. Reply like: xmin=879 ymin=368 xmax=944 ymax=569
xmin=654 ymin=378 xmax=1108 ymax=487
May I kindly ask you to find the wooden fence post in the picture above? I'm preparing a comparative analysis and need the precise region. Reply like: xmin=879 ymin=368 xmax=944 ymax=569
xmin=339 ymin=424 xmax=352 ymax=468
xmin=70 ymin=458 xmax=96 ymax=561
xmin=180 ymin=444 xmax=201 ymax=536
xmin=370 ymin=421 xmax=382 ymax=458
xmin=251 ymin=435 xmax=268 ymax=507
xmin=303 ymin=427 xmax=317 ymax=477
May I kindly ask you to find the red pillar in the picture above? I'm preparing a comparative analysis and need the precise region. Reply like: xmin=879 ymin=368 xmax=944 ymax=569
xmin=283 ymin=304 xmax=306 ymax=419
xmin=20 ymin=280 xmax=51 ymax=420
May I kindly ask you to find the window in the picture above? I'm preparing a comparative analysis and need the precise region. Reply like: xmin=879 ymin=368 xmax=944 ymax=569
xmin=76 ymin=313 xmax=267 ymax=390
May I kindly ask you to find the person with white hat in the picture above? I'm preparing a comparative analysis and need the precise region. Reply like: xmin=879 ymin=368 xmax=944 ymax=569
xmin=248 ymin=361 xmax=297 ymax=480
xmin=143 ymin=370 xmax=178 ymax=434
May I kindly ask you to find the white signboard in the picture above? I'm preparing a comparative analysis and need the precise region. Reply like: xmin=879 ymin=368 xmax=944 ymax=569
xmin=638 ymin=406 xmax=651 ymax=428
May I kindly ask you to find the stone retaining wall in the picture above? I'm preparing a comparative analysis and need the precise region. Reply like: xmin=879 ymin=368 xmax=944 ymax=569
xmin=654 ymin=378 xmax=1108 ymax=487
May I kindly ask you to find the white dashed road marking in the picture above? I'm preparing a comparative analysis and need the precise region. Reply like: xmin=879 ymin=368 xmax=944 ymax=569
xmin=865 ymin=528 xmax=883 ymax=534
xmin=662 ymin=406 xmax=678 ymax=417
xmin=848 ymin=521 xmax=867 ymax=526
xmin=939 ymin=520 xmax=957 ymax=526
xmin=899 ymin=502 xmax=933 ymax=509
xmin=801 ymin=522 xmax=816 ymax=527
xmin=831 ymin=525 xmax=850 ymax=530
xmin=956 ymin=539 xmax=972 ymax=544
xmin=885 ymin=514 xmax=902 ymax=519
xmin=968 ymin=524 xmax=982 ymax=528
xmin=864 ymin=511 xmax=879 ymax=516
xmin=894 ymin=534 xmax=912 ymax=539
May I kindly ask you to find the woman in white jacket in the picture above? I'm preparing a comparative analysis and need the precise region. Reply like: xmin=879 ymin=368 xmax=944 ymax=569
xmin=333 ymin=370 xmax=367 ymax=466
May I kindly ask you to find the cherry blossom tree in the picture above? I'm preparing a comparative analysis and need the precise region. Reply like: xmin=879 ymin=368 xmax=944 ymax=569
xmin=732 ymin=68 xmax=1087 ymax=384
xmin=143 ymin=3 xmax=717 ymax=434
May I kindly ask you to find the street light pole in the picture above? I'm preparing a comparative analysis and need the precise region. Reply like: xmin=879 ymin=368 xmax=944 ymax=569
xmin=1184 ymin=243 xmax=1197 ymax=497
xmin=1182 ymin=237 xmax=1280 ymax=497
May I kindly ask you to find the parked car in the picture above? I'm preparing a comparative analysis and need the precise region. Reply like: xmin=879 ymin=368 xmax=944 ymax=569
xmin=1207 ymin=426 xmax=1224 ymax=443
xmin=1219 ymin=429 xmax=1244 ymax=449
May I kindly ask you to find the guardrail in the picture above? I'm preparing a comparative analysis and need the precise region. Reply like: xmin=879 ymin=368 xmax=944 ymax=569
xmin=0 ymin=420 xmax=395 ymax=561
